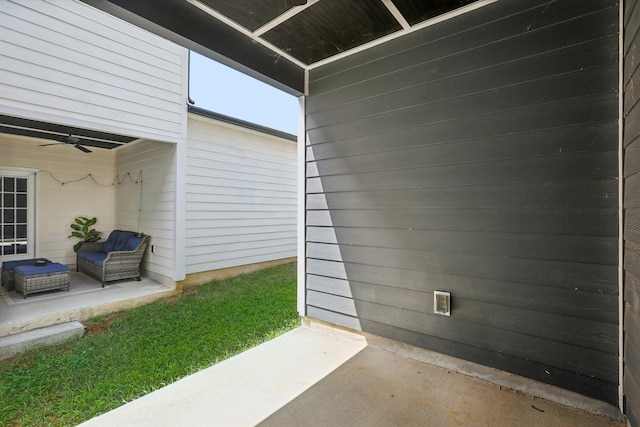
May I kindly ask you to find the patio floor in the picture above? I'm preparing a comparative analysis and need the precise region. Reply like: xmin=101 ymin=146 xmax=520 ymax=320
xmin=0 ymin=271 xmax=175 ymax=338
xmin=78 ymin=322 xmax=626 ymax=427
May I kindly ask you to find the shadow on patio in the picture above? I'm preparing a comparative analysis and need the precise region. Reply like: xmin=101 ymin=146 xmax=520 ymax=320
xmin=0 ymin=271 xmax=175 ymax=338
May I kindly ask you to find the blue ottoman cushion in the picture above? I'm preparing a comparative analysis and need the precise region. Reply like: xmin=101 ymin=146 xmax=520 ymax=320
xmin=2 ymin=258 xmax=48 ymax=271
xmin=15 ymin=263 xmax=69 ymax=276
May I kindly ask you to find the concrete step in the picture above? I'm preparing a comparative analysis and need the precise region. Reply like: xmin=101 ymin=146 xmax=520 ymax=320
xmin=0 ymin=321 xmax=85 ymax=361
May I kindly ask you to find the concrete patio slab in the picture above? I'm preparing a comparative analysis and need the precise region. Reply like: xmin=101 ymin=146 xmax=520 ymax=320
xmin=260 ymin=345 xmax=623 ymax=427
xmin=0 ymin=272 xmax=175 ymax=338
xmin=78 ymin=323 xmax=625 ymax=427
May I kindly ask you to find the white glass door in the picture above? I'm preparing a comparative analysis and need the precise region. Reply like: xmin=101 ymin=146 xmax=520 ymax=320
xmin=0 ymin=169 xmax=35 ymax=262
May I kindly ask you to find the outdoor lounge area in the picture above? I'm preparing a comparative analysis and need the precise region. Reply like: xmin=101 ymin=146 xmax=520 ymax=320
xmin=76 ymin=230 xmax=150 ymax=287
xmin=1 ymin=229 xmax=152 ymax=304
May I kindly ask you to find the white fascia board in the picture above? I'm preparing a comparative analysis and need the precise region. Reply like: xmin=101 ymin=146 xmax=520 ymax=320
xmin=254 ymin=0 xmax=319 ymax=36
xmin=297 ymin=95 xmax=306 ymax=317
xmin=382 ymin=0 xmax=410 ymax=29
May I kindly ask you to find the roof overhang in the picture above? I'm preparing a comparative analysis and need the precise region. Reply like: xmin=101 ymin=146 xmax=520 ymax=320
xmin=80 ymin=0 xmax=491 ymax=95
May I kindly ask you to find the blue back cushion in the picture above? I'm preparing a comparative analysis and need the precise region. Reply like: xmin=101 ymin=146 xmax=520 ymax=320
xmin=126 ymin=236 xmax=142 ymax=251
xmin=101 ymin=230 xmax=120 ymax=253
xmin=114 ymin=231 xmax=135 ymax=252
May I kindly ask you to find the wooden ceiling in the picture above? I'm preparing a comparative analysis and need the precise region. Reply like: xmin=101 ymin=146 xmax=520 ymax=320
xmin=82 ymin=0 xmax=482 ymax=94
xmin=201 ymin=0 xmax=477 ymax=64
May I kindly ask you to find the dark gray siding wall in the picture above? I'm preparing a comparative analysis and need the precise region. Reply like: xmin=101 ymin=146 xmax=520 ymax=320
xmin=624 ymin=0 xmax=640 ymax=423
xmin=306 ymin=0 xmax=620 ymax=404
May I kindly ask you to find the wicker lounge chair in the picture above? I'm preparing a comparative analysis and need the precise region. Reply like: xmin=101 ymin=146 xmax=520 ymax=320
xmin=76 ymin=230 xmax=149 ymax=287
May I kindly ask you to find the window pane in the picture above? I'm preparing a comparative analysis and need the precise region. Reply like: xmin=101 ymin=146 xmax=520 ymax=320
xmin=3 ymin=209 xmax=14 ymax=223
xmin=3 ymin=225 xmax=14 ymax=239
xmin=16 ymin=243 xmax=27 ymax=254
xmin=16 ymin=225 xmax=26 ymax=239
xmin=4 ymin=193 xmax=14 ymax=207
xmin=16 ymin=209 xmax=26 ymax=223
xmin=3 ymin=178 xmax=14 ymax=192
xmin=5 ymin=244 xmax=14 ymax=255
xmin=16 ymin=178 xmax=27 ymax=193
xmin=16 ymin=194 xmax=26 ymax=208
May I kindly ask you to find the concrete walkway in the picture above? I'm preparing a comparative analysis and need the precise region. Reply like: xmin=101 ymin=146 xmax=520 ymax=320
xmin=79 ymin=324 xmax=368 ymax=426
xmin=79 ymin=323 xmax=625 ymax=427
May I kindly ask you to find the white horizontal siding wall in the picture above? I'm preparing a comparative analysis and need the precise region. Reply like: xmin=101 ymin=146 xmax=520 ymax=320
xmin=186 ymin=114 xmax=297 ymax=274
xmin=1 ymin=133 xmax=115 ymax=266
xmin=0 ymin=0 xmax=187 ymax=143
xmin=115 ymin=140 xmax=176 ymax=284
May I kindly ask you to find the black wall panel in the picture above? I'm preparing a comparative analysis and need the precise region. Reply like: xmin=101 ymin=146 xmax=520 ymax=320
xmin=306 ymin=0 xmax=620 ymax=404
xmin=624 ymin=0 xmax=640 ymax=423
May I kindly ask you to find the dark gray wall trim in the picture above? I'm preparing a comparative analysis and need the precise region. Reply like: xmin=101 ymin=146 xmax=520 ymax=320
xmin=624 ymin=0 xmax=640 ymax=423
xmin=306 ymin=0 xmax=620 ymax=404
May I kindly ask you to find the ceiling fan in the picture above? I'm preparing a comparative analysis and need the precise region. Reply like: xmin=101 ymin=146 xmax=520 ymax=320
xmin=39 ymin=134 xmax=92 ymax=153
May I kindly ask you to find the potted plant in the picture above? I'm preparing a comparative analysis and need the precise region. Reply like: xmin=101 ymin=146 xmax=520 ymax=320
xmin=69 ymin=216 xmax=103 ymax=252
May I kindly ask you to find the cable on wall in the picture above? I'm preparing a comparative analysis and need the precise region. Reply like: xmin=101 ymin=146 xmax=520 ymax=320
xmin=38 ymin=170 xmax=111 ymax=187
xmin=38 ymin=169 xmax=143 ymax=187
xmin=39 ymin=169 xmax=145 ymax=232
xmin=112 ymin=170 xmax=143 ymax=185
xmin=137 ymin=170 xmax=144 ymax=233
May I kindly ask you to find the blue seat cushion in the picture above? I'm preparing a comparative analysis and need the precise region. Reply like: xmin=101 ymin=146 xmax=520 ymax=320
xmin=101 ymin=230 xmax=121 ymax=253
xmin=2 ymin=258 xmax=45 ymax=271
xmin=77 ymin=251 xmax=108 ymax=266
xmin=15 ymin=263 xmax=69 ymax=276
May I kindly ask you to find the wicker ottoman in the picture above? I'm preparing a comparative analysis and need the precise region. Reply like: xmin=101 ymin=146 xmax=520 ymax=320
xmin=14 ymin=263 xmax=70 ymax=299
xmin=1 ymin=259 xmax=51 ymax=291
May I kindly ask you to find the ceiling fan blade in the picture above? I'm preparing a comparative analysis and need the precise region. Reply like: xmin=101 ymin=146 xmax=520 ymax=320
xmin=39 ymin=142 xmax=65 ymax=147
xmin=74 ymin=144 xmax=92 ymax=153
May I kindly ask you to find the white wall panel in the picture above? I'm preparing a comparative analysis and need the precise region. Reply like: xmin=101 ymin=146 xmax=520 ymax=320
xmin=0 ymin=0 xmax=187 ymax=143
xmin=115 ymin=140 xmax=176 ymax=282
xmin=185 ymin=114 xmax=297 ymax=274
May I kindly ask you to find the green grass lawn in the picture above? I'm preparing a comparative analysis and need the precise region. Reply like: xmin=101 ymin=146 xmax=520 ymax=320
xmin=0 ymin=262 xmax=299 ymax=426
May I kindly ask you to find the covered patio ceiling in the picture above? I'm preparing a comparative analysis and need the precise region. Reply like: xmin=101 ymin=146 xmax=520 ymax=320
xmin=80 ymin=0 xmax=486 ymax=95
xmin=0 ymin=114 xmax=137 ymax=152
